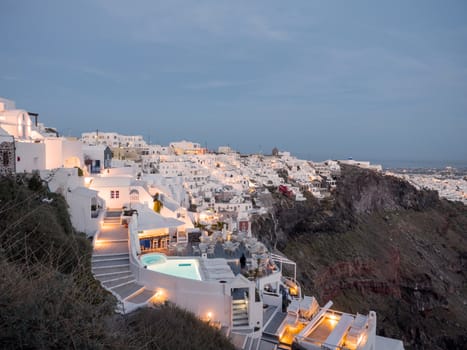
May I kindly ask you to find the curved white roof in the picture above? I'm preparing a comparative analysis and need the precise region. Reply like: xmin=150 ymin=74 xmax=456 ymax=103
xmin=136 ymin=205 xmax=185 ymax=231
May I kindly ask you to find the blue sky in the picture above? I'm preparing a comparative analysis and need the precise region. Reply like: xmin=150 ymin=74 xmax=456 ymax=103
xmin=1 ymin=0 xmax=466 ymax=163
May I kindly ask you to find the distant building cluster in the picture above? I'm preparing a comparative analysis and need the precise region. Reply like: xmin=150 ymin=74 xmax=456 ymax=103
xmin=389 ymin=169 xmax=467 ymax=205
xmin=82 ymin=131 xmax=146 ymax=148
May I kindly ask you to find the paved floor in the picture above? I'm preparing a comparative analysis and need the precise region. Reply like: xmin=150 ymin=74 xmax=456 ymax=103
xmin=93 ymin=241 xmax=129 ymax=255
xmin=99 ymin=225 xmax=128 ymax=241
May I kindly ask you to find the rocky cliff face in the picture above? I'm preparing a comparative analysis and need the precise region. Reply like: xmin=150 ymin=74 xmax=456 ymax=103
xmin=252 ymin=165 xmax=467 ymax=350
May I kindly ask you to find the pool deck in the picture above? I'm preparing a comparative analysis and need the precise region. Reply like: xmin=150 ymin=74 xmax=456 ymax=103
xmin=141 ymin=239 xmax=274 ymax=279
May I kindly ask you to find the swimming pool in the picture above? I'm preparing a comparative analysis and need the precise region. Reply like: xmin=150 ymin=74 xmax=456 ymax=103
xmin=141 ymin=253 xmax=202 ymax=281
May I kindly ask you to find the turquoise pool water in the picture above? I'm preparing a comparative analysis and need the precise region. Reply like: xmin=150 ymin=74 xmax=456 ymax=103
xmin=141 ymin=253 xmax=167 ymax=265
xmin=141 ymin=253 xmax=202 ymax=281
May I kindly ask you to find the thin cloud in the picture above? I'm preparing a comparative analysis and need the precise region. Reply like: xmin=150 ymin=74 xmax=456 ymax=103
xmin=0 ymin=76 xmax=20 ymax=81
xmin=185 ymin=79 xmax=256 ymax=90
xmin=95 ymin=0 xmax=291 ymax=44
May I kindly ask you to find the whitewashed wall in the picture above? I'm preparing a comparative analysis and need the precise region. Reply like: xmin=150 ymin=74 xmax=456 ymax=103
xmin=15 ymin=142 xmax=46 ymax=172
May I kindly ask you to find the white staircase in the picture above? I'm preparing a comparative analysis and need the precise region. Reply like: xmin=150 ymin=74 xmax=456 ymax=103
xmin=92 ymin=211 xmax=155 ymax=311
xmin=232 ymin=299 xmax=249 ymax=328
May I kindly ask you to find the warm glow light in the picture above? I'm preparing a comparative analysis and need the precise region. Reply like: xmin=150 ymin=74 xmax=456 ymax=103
xmin=289 ymin=286 xmax=299 ymax=296
xmin=84 ymin=177 xmax=93 ymax=186
xmin=327 ymin=313 xmax=339 ymax=327
xmin=94 ymin=239 xmax=109 ymax=247
xmin=151 ymin=289 xmax=167 ymax=304
xmin=280 ymin=323 xmax=306 ymax=345
xmin=207 ymin=312 xmax=212 ymax=320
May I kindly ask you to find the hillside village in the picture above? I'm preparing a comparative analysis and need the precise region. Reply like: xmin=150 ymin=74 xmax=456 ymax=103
xmin=0 ymin=97 xmax=412 ymax=349
xmin=388 ymin=170 xmax=467 ymax=205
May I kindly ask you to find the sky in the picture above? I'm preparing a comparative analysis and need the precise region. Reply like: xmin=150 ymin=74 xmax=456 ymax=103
xmin=1 ymin=0 xmax=466 ymax=164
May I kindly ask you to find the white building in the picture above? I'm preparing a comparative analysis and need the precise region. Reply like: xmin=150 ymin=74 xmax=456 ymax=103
xmin=170 ymin=140 xmax=206 ymax=155
xmin=0 ymin=97 xmax=84 ymax=173
xmin=339 ymin=159 xmax=382 ymax=172
xmin=218 ymin=145 xmax=236 ymax=154
xmin=81 ymin=131 xmax=147 ymax=148
xmin=42 ymin=168 xmax=105 ymax=236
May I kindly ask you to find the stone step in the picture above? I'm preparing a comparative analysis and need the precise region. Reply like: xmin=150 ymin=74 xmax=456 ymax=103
xmin=97 ymin=271 xmax=133 ymax=282
xmin=95 ymin=239 xmax=128 ymax=244
xmin=93 ymin=252 xmax=129 ymax=258
xmin=126 ymin=289 xmax=156 ymax=304
xmin=233 ymin=313 xmax=249 ymax=321
xmin=102 ymin=222 xmax=120 ymax=226
xmin=103 ymin=220 xmax=120 ymax=224
xmin=105 ymin=211 xmax=122 ymax=218
xmin=233 ymin=312 xmax=248 ymax=319
xmin=92 ymin=258 xmax=129 ymax=268
xmin=231 ymin=328 xmax=255 ymax=335
xmin=92 ymin=254 xmax=129 ymax=262
xmin=112 ymin=282 xmax=144 ymax=300
xmin=232 ymin=299 xmax=246 ymax=305
xmin=103 ymin=276 xmax=136 ymax=289
xmin=233 ymin=304 xmax=247 ymax=311
xmin=232 ymin=311 xmax=248 ymax=317
xmin=233 ymin=320 xmax=249 ymax=327
xmin=93 ymin=265 xmax=131 ymax=276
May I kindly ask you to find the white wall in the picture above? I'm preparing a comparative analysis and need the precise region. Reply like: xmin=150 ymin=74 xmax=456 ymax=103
xmin=67 ymin=190 xmax=103 ymax=235
xmin=62 ymin=139 xmax=83 ymax=168
xmin=0 ymin=110 xmax=32 ymax=139
xmin=45 ymin=138 xmax=63 ymax=169
xmin=136 ymin=266 xmax=232 ymax=325
xmin=15 ymin=142 xmax=46 ymax=172
xmin=96 ymin=185 xmax=130 ymax=209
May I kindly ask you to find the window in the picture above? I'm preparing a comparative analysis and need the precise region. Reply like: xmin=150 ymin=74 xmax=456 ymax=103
xmin=110 ymin=190 xmax=120 ymax=199
xmin=130 ymin=189 xmax=139 ymax=201
xmin=3 ymin=151 xmax=9 ymax=166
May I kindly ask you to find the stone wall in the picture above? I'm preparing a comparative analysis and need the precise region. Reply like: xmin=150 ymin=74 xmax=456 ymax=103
xmin=0 ymin=140 xmax=15 ymax=175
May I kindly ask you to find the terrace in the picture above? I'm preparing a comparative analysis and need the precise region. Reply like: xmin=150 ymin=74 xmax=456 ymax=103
xmin=294 ymin=307 xmax=375 ymax=350
xmin=140 ymin=231 xmax=278 ymax=281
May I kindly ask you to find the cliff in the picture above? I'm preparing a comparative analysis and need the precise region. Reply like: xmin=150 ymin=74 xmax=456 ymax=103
xmin=252 ymin=165 xmax=467 ymax=350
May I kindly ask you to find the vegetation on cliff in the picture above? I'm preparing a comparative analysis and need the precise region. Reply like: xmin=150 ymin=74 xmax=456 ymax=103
xmin=0 ymin=174 xmax=234 ymax=350
xmin=253 ymin=165 xmax=467 ymax=350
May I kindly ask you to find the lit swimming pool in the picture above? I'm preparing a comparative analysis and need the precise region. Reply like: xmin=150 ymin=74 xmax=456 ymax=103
xmin=141 ymin=253 xmax=202 ymax=281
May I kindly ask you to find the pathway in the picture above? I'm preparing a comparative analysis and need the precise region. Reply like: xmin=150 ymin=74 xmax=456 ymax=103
xmin=91 ymin=210 xmax=155 ymax=312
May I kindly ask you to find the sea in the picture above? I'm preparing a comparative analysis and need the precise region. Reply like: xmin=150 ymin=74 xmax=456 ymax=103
xmin=294 ymin=153 xmax=467 ymax=170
